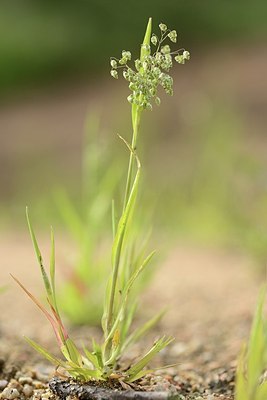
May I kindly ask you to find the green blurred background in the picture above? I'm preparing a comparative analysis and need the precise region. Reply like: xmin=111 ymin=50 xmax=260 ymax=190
xmin=1 ymin=0 xmax=267 ymax=266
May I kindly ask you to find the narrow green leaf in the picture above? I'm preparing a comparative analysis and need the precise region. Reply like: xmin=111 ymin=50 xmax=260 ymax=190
xmin=11 ymin=274 xmax=63 ymax=346
xmin=65 ymin=338 xmax=82 ymax=365
xmin=127 ymin=369 xmax=154 ymax=383
xmin=26 ymin=207 xmax=52 ymax=301
xmin=66 ymin=366 xmax=101 ymax=380
xmin=111 ymin=199 xmax=116 ymax=239
xmin=234 ymin=346 xmax=247 ymax=400
xmin=140 ymin=18 xmax=152 ymax=62
xmin=105 ymin=251 xmax=155 ymax=345
xmin=105 ymin=140 xmax=141 ymax=333
xmin=92 ymin=339 xmax=104 ymax=369
xmin=24 ymin=336 xmax=63 ymax=366
xmin=126 ymin=336 xmax=174 ymax=381
xmin=255 ymin=381 xmax=267 ymax=400
xmin=50 ymin=226 xmax=56 ymax=309
xmin=247 ymin=287 xmax=266 ymax=389
xmin=122 ymin=309 xmax=166 ymax=352
xmin=83 ymin=346 xmax=101 ymax=370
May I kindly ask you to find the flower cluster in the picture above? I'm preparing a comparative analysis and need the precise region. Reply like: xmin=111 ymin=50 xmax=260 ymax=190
xmin=110 ymin=22 xmax=190 ymax=110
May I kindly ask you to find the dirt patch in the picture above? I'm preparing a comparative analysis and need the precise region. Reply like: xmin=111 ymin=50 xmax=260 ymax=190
xmin=0 ymin=232 xmax=260 ymax=399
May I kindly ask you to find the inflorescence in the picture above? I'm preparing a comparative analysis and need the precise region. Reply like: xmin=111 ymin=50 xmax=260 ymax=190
xmin=110 ymin=22 xmax=190 ymax=111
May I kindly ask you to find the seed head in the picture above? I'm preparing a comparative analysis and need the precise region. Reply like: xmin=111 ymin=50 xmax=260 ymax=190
xmin=110 ymin=21 xmax=190 ymax=109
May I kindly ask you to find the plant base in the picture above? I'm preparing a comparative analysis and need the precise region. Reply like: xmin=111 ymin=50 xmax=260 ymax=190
xmin=49 ymin=377 xmax=180 ymax=400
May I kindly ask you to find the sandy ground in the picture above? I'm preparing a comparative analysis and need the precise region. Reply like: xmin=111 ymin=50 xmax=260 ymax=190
xmin=0 ymin=231 xmax=261 ymax=398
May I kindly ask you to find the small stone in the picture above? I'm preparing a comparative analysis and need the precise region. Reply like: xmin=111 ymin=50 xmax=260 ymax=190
xmin=32 ymin=380 xmax=45 ymax=389
xmin=1 ymin=387 xmax=20 ymax=399
xmin=22 ymin=384 xmax=34 ymax=397
xmin=18 ymin=376 xmax=33 ymax=385
xmin=0 ymin=380 xmax=8 ymax=390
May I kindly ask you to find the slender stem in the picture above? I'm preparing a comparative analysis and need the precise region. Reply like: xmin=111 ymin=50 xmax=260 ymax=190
xmin=123 ymin=107 xmax=141 ymax=212
xmin=106 ymin=106 xmax=141 ymax=337
xmin=104 ymin=18 xmax=152 ymax=360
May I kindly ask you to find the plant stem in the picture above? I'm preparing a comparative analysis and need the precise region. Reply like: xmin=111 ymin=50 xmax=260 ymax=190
xmin=105 ymin=17 xmax=152 ymax=354
xmin=123 ymin=106 xmax=141 ymax=212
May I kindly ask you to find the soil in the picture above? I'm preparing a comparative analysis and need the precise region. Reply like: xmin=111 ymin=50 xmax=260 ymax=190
xmin=0 ymin=232 xmax=260 ymax=399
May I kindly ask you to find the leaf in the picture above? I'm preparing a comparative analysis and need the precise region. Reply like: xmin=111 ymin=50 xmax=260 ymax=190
xmin=92 ymin=339 xmax=104 ymax=369
xmin=123 ymin=250 xmax=155 ymax=299
xmin=111 ymin=137 xmax=140 ymax=273
xmin=24 ymin=336 xmax=63 ymax=366
xmin=255 ymin=381 xmax=267 ymax=400
xmin=122 ymin=309 xmax=166 ymax=352
xmin=125 ymin=336 xmax=174 ymax=382
xmin=11 ymin=274 xmax=63 ymax=347
xmin=49 ymin=226 xmax=58 ymax=312
xmin=235 ymin=345 xmax=248 ymax=400
xmin=26 ymin=207 xmax=52 ymax=302
xmin=111 ymin=199 xmax=116 ymax=239
xmin=140 ymin=18 xmax=152 ymax=62
xmin=63 ymin=338 xmax=82 ymax=365
xmin=66 ymin=366 xmax=101 ymax=380
xmin=83 ymin=346 xmax=101 ymax=370
xmin=127 ymin=369 xmax=154 ymax=383
xmin=105 ymin=251 xmax=155 ymax=344
xmin=247 ymin=287 xmax=266 ymax=389
xmin=105 ymin=140 xmax=141 ymax=333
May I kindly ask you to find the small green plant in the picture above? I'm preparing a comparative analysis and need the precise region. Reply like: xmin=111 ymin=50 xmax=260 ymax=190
xmin=12 ymin=18 xmax=189 ymax=383
xmin=235 ymin=287 xmax=267 ymax=400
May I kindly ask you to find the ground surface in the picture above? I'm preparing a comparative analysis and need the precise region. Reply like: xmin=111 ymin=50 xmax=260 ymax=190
xmin=0 ymin=232 xmax=260 ymax=399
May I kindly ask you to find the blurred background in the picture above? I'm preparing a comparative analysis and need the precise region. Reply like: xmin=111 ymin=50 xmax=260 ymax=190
xmin=1 ymin=0 xmax=267 ymax=269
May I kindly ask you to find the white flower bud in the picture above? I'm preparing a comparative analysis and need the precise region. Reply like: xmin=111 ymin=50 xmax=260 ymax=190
xmin=159 ymin=23 xmax=167 ymax=32
xmin=183 ymin=50 xmax=190 ymax=61
xmin=155 ymin=97 xmax=161 ymax=106
xmin=175 ymin=55 xmax=185 ymax=64
xmin=135 ymin=59 xmax=142 ymax=71
xmin=151 ymin=35 xmax=157 ymax=46
xmin=110 ymin=59 xmax=117 ymax=68
xmin=168 ymin=30 xmax=177 ymax=43
xmin=122 ymin=50 xmax=131 ymax=61
xmin=127 ymin=94 xmax=134 ymax=104
xmin=110 ymin=70 xmax=118 ymax=79
xmin=161 ymin=45 xmax=170 ymax=55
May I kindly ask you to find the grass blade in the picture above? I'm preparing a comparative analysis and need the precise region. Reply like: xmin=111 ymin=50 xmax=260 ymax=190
xmin=122 ymin=309 xmax=166 ymax=352
xmin=24 ymin=336 xmax=63 ymax=366
xmin=26 ymin=207 xmax=52 ymax=301
xmin=126 ymin=336 xmax=174 ymax=382
xmin=11 ymin=274 xmax=63 ymax=346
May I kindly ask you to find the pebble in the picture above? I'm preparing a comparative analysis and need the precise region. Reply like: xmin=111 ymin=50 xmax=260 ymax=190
xmin=22 ymin=384 xmax=34 ymax=397
xmin=0 ymin=380 xmax=8 ymax=390
xmin=18 ymin=376 xmax=33 ymax=385
xmin=1 ymin=387 xmax=20 ymax=399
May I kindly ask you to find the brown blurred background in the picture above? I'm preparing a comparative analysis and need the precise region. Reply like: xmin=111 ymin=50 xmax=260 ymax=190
xmin=1 ymin=0 xmax=267 ymax=266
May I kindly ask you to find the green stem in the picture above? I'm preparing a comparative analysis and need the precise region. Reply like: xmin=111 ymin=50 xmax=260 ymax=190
xmin=123 ymin=106 xmax=141 ymax=212
xmin=104 ymin=17 xmax=152 ymax=359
